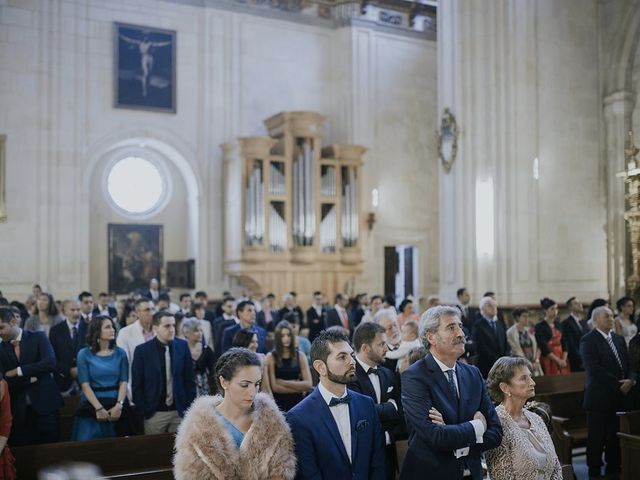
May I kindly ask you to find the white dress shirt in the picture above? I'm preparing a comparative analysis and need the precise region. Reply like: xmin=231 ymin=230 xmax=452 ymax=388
xmin=356 ymin=355 xmax=381 ymax=402
xmin=431 ymin=354 xmax=485 ymax=443
xmin=318 ymin=382 xmax=352 ymax=462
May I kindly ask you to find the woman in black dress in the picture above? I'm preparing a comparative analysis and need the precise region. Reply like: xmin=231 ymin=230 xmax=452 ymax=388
xmin=266 ymin=320 xmax=312 ymax=411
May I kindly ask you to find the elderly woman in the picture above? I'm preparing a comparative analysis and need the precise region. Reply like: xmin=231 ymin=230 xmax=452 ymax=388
xmin=182 ymin=318 xmax=216 ymax=397
xmin=485 ymin=356 xmax=562 ymax=480
xmin=506 ymin=308 xmax=543 ymax=376
xmin=534 ymin=298 xmax=570 ymax=375
xmin=173 ymin=348 xmax=296 ymax=480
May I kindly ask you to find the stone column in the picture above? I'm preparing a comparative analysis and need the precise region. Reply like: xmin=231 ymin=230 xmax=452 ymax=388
xmin=604 ymin=91 xmax=636 ymax=300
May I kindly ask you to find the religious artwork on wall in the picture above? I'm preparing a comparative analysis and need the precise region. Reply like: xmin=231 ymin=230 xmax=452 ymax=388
xmin=108 ymin=224 xmax=163 ymax=294
xmin=114 ymin=23 xmax=176 ymax=113
xmin=0 ymin=135 xmax=6 ymax=223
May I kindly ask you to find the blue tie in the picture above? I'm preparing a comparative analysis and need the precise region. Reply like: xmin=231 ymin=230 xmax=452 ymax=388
xmin=329 ymin=394 xmax=352 ymax=407
xmin=446 ymin=369 xmax=459 ymax=399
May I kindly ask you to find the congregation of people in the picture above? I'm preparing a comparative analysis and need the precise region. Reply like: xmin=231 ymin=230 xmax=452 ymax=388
xmin=0 ymin=281 xmax=637 ymax=479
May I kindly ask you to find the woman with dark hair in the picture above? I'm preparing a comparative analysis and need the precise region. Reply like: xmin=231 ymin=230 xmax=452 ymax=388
xmin=266 ymin=320 xmax=312 ymax=412
xmin=587 ymin=298 xmax=608 ymax=330
xmin=615 ymin=296 xmax=637 ymax=346
xmin=190 ymin=302 xmax=213 ymax=347
xmin=23 ymin=292 xmax=63 ymax=335
xmin=182 ymin=318 xmax=216 ymax=397
xmin=281 ymin=312 xmax=311 ymax=359
xmin=485 ymin=356 xmax=561 ymax=479
xmin=534 ymin=298 xmax=570 ymax=375
xmin=396 ymin=298 xmax=418 ymax=328
xmin=506 ymin=308 xmax=543 ymax=376
xmin=232 ymin=328 xmax=271 ymax=396
xmin=118 ymin=304 xmax=137 ymax=330
xmin=173 ymin=348 xmax=296 ymax=479
xmin=71 ymin=316 xmax=128 ymax=441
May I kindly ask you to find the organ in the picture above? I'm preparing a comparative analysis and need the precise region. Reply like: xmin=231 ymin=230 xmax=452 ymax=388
xmin=222 ymin=111 xmax=365 ymax=306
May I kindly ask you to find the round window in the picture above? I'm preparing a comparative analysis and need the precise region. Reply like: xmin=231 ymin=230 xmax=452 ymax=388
xmin=107 ymin=156 xmax=165 ymax=215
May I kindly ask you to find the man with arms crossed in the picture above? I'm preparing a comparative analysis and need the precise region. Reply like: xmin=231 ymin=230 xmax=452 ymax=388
xmin=401 ymin=306 xmax=502 ymax=480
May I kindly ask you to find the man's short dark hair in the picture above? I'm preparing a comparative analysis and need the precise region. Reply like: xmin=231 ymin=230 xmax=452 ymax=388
xmin=310 ymin=329 xmax=350 ymax=368
xmin=512 ymin=307 xmax=528 ymax=320
xmin=483 ymin=291 xmax=495 ymax=298
xmin=78 ymin=291 xmax=93 ymax=301
xmin=313 ymin=291 xmax=322 ymax=297
xmin=456 ymin=288 xmax=467 ymax=298
xmin=353 ymin=322 xmax=385 ymax=352
xmin=158 ymin=293 xmax=171 ymax=303
xmin=370 ymin=294 xmax=382 ymax=303
xmin=99 ymin=292 xmax=108 ymax=298
xmin=222 ymin=296 xmax=235 ymax=304
xmin=236 ymin=300 xmax=253 ymax=316
xmin=0 ymin=308 xmax=14 ymax=324
xmin=179 ymin=293 xmax=191 ymax=302
xmin=152 ymin=310 xmax=174 ymax=326
xmin=135 ymin=297 xmax=150 ymax=309
xmin=566 ymin=296 xmax=576 ymax=307
xmin=0 ymin=298 xmax=8 ymax=307
xmin=266 ymin=293 xmax=276 ymax=300
xmin=334 ymin=292 xmax=346 ymax=304
xmin=195 ymin=291 xmax=207 ymax=299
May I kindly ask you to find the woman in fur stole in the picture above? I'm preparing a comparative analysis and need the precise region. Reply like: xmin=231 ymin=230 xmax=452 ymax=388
xmin=173 ymin=348 xmax=296 ymax=480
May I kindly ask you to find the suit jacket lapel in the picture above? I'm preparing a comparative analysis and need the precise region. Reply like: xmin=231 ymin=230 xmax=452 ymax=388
xmin=425 ymin=355 xmax=458 ymax=421
xmin=355 ymin=363 xmax=376 ymax=400
xmin=348 ymin=397 xmax=358 ymax=466
xmin=312 ymin=389 xmax=351 ymax=466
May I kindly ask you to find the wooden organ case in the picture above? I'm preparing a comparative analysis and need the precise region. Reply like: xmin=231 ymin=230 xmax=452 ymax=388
xmin=222 ymin=111 xmax=365 ymax=305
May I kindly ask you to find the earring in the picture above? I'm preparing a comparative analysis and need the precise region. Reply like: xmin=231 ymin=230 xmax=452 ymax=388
xmin=507 ymin=392 xmax=512 ymax=397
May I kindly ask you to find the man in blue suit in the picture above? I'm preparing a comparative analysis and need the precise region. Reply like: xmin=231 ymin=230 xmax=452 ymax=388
xmin=132 ymin=310 xmax=195 ymax=434
xmin=401 ymin=306 xmax=502 ymax=480
xmin=220 ymin=300 xmax=267 ymax=354
xmin=0 ymin=307 xmax=63 ymax=445
xmin=287 ymin=329 xmax=385 ymax=480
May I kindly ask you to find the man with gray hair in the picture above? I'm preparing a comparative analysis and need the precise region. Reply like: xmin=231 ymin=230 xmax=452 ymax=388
xmin=374 ymin=308 xmax=402 ymax=371
xmin=472 ymin=296 xmax=510 ymax=378
xmin=400 ymin=306 xmax=502 ymax=480
xmin=580 ymin=305 xmax=635 ymax=479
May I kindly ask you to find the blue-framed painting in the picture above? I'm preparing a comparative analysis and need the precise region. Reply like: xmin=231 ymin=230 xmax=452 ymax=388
xmin=114 ymin=22 xmax=176 ymax=113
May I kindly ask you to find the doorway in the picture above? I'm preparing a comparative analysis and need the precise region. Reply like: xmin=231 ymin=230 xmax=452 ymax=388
xmin=384 ymin=245 xmax=418 ymax=308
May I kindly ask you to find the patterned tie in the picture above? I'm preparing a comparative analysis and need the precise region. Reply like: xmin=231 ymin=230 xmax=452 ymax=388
xmin=446 ymin=369 xmax=459 ymax=399
xmin=11 ymin=339 xmax=20 ymax=361
xmin=606 ymin=334 xmax=624 ymax=374
xmin=165 ymin=345 xmax=173 ymax=406
xmin=340 ymin=310 xmax=349 ymax=330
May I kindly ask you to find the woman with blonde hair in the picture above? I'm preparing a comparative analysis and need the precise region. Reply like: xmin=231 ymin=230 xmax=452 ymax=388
xmin=173 ymin=348 xmax=296 ymax=480
xmin=485 ymin=356 xmax=561 ymax=480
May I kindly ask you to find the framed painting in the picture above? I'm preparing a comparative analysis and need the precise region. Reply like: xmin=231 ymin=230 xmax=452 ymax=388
xmin=108 ymin=224 xmax=163 ymax=294
xmin=114 ymin=22 xmax=176 ymax=113
xmin=0 ymin=135 xmax=5 ymax=222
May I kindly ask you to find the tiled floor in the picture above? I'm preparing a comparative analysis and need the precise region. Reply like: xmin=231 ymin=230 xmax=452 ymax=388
xmin=573 ymin=452 xmax=588 ymax=480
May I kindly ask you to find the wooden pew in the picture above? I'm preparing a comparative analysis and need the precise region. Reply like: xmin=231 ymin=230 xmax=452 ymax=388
xmin=533 ymin=371 xmax=586 ymax=465
xmin=618 ymin=409 xmax=640 ymax=434
xmin=60 ymin=395 xmax=80 ymax=441
xmin=13 ymin=433 xmax=174 ymax=479
xmin=618 ymin=432 xmax=640 ymax=480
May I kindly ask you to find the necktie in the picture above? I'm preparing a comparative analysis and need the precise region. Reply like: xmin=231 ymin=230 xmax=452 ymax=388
xmin=340 ymin=310 xmax=349 ymax=330
xmin=329 ymin=394 xmax=352 ymax=407
xmin=367 ymin=367 xmax=379 ymax=376
xmin=11 ymin=340 xmax=20 ymax=361
xmin=71 ymin=326 xmax=77 ymax=341
xmin=165 ymin=345 xmax=173 ymax=406
xmin=606 ymin=334 xmax=624 ymax=374
xmin=446 ymin=369 xmax=459 ymax=399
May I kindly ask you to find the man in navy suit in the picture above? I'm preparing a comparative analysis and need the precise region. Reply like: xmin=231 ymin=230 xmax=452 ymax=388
xmin=49 ymin=299 xmax=82 ymax=394
xmin=287 ymin=329 xmax=385 ymax=479
xmin=561 ymin=296 xmax=587 ymax=372
xmin=401 ymin=306 xmax=502 ymax=480
xmin=326 ymin=293 xmax=354 ymax=336
xmin=349 ymin=322 xmax=402 ymax=479
xmin=580 ymin=306 xmax=636 ymax=479
xmin=220 ymin=300 xmax=267 ymax=354
xmin=76 ymin=290 xmax=94 ymax=348
xmin=0 ymin=307 xmax=63 ymax=445
xmin=471 ymin=296 xmax=510 ymax=378
xmin=92 ymin=292 xmax=117 ymax=318
xmin=306 ymin=291 xmax=328 ymax=342
xmin=132 ymin=310 xmax=195 ymax=434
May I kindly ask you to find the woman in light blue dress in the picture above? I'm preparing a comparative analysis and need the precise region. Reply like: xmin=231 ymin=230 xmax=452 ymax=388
xmin=71 ymin=316 xmax=128 ymax=441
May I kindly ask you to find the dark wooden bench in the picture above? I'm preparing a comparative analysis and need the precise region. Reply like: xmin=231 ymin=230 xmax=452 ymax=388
xmin=533 ymin=371 xmax=586 ymax=465
xmin=13 ymin=433 xmax=174 ymax=479
xmin=618 ymin=432 xmax=640 ymax=480
xmin=60 ymin=395 xmax=80 ymax=441
xmin=618 ymin=409 xmax=640 ymax=434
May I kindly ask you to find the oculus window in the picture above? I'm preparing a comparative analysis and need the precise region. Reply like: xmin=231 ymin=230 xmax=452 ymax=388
xmin=106 ymin=156 xmax=167 ymax=217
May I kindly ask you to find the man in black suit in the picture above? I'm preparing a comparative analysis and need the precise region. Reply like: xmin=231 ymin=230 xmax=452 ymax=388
xmin=581 ymin=306 xmax=636 ymax=479
xmin=49 ymin=299 xmax=82 ymax=395
xmin=306 ymin=290 xmax=328 ymax=342
xmin=256 ymin=293 xmax=278 ymax=333
xmin=76 ymin=291 xmax=94 ymax=348
xmin=326 ymin=292 xmax=354 ymax=336
xmin=92 ymin=292 xmax=117 ymax=318
xmin=351 ymin=293 xmax=369 ymax=328
xmin=194 ymin=291 xmax=216 ymax=322
xmin=471 ymin=296 xmax=510 ymax=378
xmin=211 ymin=296 xmax=236 ymax=361
xmin=278 ymin=292 xmax=305 ymax=328
xmin=561 ymin=296 xmax=587 ymax=372
xmin=349 ymin=322 xmax=402 ymax=480
xmin=0 ymin=307 xmax=63 ymax=445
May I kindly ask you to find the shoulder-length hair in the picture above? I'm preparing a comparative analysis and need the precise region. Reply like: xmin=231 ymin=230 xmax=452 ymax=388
xmin=272 ymin=320 xmax=298 ymax=368
xmin=86 ymin=315 xmax=116 ymax=354
xmin=34 ymin=292 xmax=59 ymax=317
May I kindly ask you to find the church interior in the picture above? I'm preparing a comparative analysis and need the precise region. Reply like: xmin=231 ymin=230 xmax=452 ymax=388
xmin=2 ymin=0 xmax=640 ymax=478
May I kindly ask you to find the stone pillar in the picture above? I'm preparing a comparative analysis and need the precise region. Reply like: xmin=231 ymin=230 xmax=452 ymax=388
xmin=604 ymin=91 xmax=636 ymax=300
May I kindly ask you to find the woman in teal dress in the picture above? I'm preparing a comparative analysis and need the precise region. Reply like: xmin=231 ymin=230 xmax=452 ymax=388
xmin=72 ymin=315 xmax=128 ymax=441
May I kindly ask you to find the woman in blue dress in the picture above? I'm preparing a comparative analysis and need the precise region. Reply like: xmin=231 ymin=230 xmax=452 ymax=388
xmin=72 ymin=315 xmax=128 ymax=441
